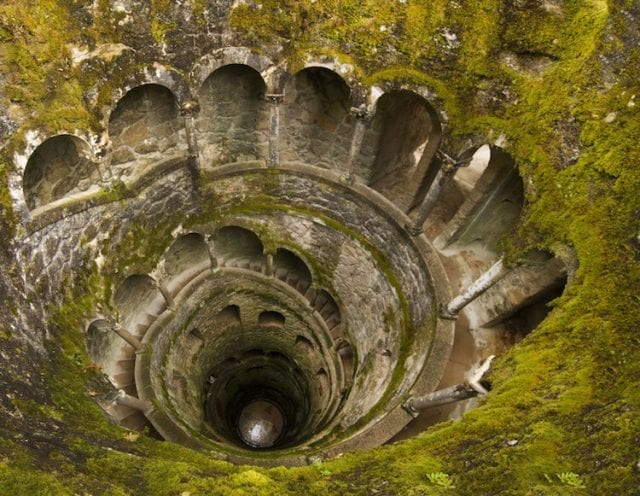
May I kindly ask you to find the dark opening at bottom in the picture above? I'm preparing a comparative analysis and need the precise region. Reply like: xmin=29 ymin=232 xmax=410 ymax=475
xmin=237 ymin=398 xmax=286 ymax=449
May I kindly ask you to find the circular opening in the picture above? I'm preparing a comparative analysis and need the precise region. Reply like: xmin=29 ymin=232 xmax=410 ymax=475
xmin=237 ymin=398 xmax=286 ymax=449
xmin=203 ymin=346 xmax=316 ymax=450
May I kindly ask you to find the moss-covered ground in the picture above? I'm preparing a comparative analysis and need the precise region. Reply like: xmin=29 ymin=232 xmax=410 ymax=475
xmin=0 ymin=0 xmax=639 ymax=494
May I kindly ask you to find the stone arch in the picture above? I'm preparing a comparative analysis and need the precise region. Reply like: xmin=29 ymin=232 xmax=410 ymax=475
xmin=295 ymin=335 xmax=315 ymax=354
xmin=475 ymin=251 xmax=568 ymax=335
xmin=216 ymin=304 xmax=242 ymax=327
xmin=452 ymin=144 xmax=492 ymax=193
xmin=86 ymin=319 xmax=140 ymax=400
xmin=196 ymin=64 xmax=269 ymax=167
xmin=108 ymin=84 xmax=186 ymax=180
xmin=190 ymin=48 xmax=276 ymax=93
xmin=86 ymin=319 xmax=117 ymax=370
xmin=299 ymin=56 xmax=367 ymax=107
xmin=212 ymin=225 xmax=266 ymax=268
xmin=258 ymin=310 xmax=286 ymax=328
xmin=421 ymin=144 xmax=493 ymax=232
xmin=114 ymin=274 xmax=164 ymax=328
xmin=273 ymin=248 xmax=313 ymax=292
xmin=436 ymin=146 xmax=525 ymax=253
xmin=22 ymin=134 xmax=100 ymax=210
xmin=312 ymin=289 xmax=341 ymax=329
xmin=281 ymin=67 xmax=354 ymax=171
xmin=161 ymin=232 xmax=210 ymax=280
xmin=362 ymin=90 xmax=442 ymax=211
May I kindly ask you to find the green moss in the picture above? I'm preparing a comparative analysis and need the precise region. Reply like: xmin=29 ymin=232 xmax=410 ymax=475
xmin=0 ymin=459 xmax=73 ymax=496
xmin=0 ymin=1 xmax=639 ymax=494
xmin=0 ymin=1 xmax=98 ymax=135
xmin=0 ymin=151 xmax=17 ymax=250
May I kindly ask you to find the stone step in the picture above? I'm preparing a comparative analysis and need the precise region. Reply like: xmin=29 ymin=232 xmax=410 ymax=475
xmin=329 ymin=323 xmax=343 ymax=340
xmin=112 ymin=372 xmax=135 ymax=388
xmin=296 ymin=279 xmax=310 ymax=294
xmin=319 ymin=303 xmax=335 ymax=319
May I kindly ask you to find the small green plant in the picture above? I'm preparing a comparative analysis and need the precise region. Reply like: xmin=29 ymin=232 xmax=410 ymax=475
xmin=544 ymin=472 xmax=586 ymax=488
xmin=312 ymin=459 xmax=332 ymax=478
xmin=426 ymin=472 xmax=455 ymax=489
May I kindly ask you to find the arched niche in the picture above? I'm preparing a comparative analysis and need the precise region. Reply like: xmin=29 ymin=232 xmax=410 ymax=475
xmin=22 ymin=135 xmax=99 ymax=210
xmin=474 ymin=252 xmax=568 ymax=341
xmin=313 ymin=289 xmax=340 ymax=323
xmin=108 ymin=84 xmax=185 ymax=179
xmin=196 ymin=64 xmax=268 ymax=166
xmin=453 ymin=145 xmax=492 ymax=193
xmin=273 ymin=248 xmax=313 ymax=292
xmin=86 ymin=319 xmax=136 ymax=385
xmin=282 ymin=67 xmax=354 ymax=171
xmin=436 ymin=147 xmax=525 ymax=253
xmin=114 ymin=274 xmax=162 ymax=325
xmin=216 ymin=305 xmax=241 ymax=327
xmin=212 ymin=226 xmax=266 ymax=268
xmin=86 ymin=319 xmax=115 ymax=369
xmin=295 ymin=335 xmax=315 ymax=354
xmin=161 ymin=232 xmax=209 ymax=279
xmin=420 ymin=145 xmax=493 ymax=234
xmin=363 ymin=90 xmax=441 ymax=211
xmin=258 ymin=310 xmax=286 ymax=328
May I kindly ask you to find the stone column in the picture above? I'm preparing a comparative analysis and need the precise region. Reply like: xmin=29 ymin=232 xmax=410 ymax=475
xmin=266 ymin=94 xmax=285 ymax=167
xmin=403 ymin=356 xmax=493 ymax=416
xmin=404 ymin=383 xmax=479 ymax=415
xmin=155 ymin=280 xmax=175 ymax=310
xmin=180 ymin=100 xmax=200 ymax=161
xmin=406 ymin=152 xmax=458 ymax=236
xmin=442 ymin=257 xmax=509 ymax=318
xmin=341 ymin=107 xmax=371 ymax=185
xmin=111 ymin=323 xmax=142 ymax=351
xmin=116 ymin=391 xmax=154 ymax=414
xmin=264 ymin=252 xmax=275 ymax=277
xmin=205 ymin=234 xmax=218 ymax=270
xmin=180 ymin=100 xmax=202 ymax=195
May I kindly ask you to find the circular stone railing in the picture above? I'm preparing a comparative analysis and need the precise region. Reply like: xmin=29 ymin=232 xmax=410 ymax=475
xmin=88 ymin=161 xmax=454 ymax=466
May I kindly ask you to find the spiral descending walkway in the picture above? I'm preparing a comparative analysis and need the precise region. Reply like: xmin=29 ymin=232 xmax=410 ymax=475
xmin=10 ymin=52 xmax=568 ymax=466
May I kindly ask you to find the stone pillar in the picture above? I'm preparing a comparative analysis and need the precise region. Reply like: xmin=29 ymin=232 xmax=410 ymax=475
xmin=341 ymin=107 xmax=371 ymax=185
xmin=205 ymin=234 xmax=218 ymax=270
xmin=404 ymin=383 xmax=479 ymax=415
xmin=116 ymin=391 xmax=154 ymax=414
xmin=264 ymin=252 xmax=274 ymax=277
xmin=111 ymin=323 xmax=142 ymax=351
xmin=442 ymin=257 xmax=509 ymax=318
xmin=180 ymin=101 xmax=200 ymax=161
xmin=180 ymin=100 xmax=202 ymax=195
xmin=406 ymin=153 xmax=458 ymax=236
xmin=266 ymin=94 xmax=284 ymax=167
xmin=403 ymin=356 xmax=493 ymax=416
xmin=155 ymin=280 xmax=175 ymax=310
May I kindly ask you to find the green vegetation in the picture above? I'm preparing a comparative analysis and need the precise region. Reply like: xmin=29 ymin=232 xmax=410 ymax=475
xmin=0 ymin=0 xmax=638 ymax=494
xmin=0 ymin=151 xmax=17 ymax=250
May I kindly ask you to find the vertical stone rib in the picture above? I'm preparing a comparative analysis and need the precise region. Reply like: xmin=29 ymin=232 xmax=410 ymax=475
xmin=267 ymin=94 xmax=284 ymax=167
xmin=342 ymin=108 xmax=370 ymax=184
